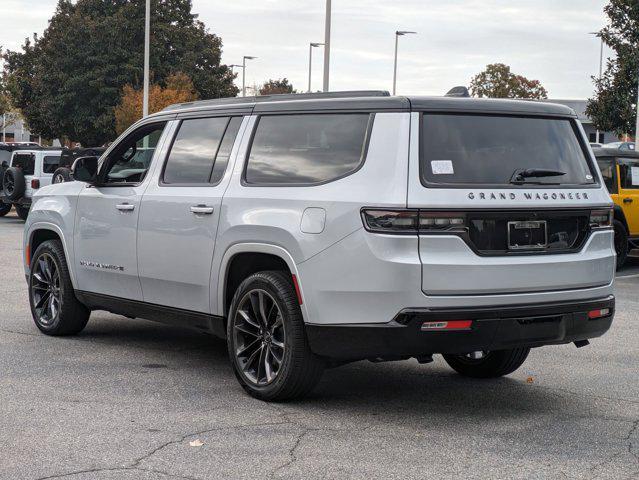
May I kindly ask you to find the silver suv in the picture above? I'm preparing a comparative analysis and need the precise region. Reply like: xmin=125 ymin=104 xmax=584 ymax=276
xmin=22 ymin=91 xmax=616 ymax=400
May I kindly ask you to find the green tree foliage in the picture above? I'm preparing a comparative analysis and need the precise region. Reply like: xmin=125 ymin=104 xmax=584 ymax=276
xmin=586 ymin=1 xmax=639 ymax=135
xmin=259 ymin=78 xmax=296 ymax=95
xmin=3 ymin=0 xmax=238 ymax=145
xmin=469 ymin=63 xmax=548 ymax=100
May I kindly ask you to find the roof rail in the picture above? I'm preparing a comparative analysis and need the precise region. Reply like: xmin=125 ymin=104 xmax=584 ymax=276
xmin=162 ymin=90 xmax=391 ymax=111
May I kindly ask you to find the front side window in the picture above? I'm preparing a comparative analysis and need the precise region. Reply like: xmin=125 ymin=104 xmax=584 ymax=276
xmin=245 ymin=113 xmax=371 ymax=185
xmin=421 ymin=114 xmax=595 ymax=187
xmin=596 ymin=158 xmax=617 ymax=193
xmin=162 ymin=116 xmax=242 ymax=185
xmin=618 ymin=158 xmax=639 ymax=190
xmin=42 ymin=155 xmax=61 ymax=174
xmin=102 ymin=122 xmax=166 ymax=184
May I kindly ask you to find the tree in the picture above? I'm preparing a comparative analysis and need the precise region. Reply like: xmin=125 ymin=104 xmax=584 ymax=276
xmin=3 ymin=0 xmax=238 ymax=146
xmin=469 ymin=63 xmax=548 ymax=99
xmin=586 ymin=1 xmax=639 ymax=135
xmin=114 ymin=72 xmax=197 ymax=134
xmin=259 ymin=78 xmax=296 ymax=95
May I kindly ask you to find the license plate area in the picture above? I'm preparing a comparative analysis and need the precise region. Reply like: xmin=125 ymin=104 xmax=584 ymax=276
xmin=507 ymin=220 xmax=547 ymax=250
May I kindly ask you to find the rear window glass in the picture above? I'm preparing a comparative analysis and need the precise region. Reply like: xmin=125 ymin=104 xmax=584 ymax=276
xmin=618 ymin=158 xmax=639 ymax=189
xmin=42 ymin=155 xmax=61 ymax=174
xmin=596 ymin=158 xmax=616 ymax=193
xmin=421 ymin=114 xmax=595 ymax=186
xmin=12 ymin=154 xmax=35 ymax=175
xmin=245 ymin=113 xmax=371 ymax=185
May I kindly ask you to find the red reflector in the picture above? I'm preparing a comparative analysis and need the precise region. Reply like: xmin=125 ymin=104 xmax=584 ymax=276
xmin=31 ymin=179 xmax=40 ymax=189
xmin=421 ymin=320 xmax=472 ymax=331
xmin=291 ymin=274 xmax=303 ymax=305
xmin=588 ymin=308 xmax=610 ymax=319
xmin=26 ymin=244 xmax=30 ymax=267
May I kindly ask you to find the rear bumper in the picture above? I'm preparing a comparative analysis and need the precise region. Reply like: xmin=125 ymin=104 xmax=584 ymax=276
xmin=306 ymin=295 xmax=615 ymax=360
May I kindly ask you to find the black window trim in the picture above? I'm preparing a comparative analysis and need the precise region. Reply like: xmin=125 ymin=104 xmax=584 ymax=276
xmin=96 ymin=120 xmax=169 ymax=188
xmin=241 ymin=112 xmax=375 ymax=188
xmin=159 ymin=115 xmax=242 ymax=188
xmin=418 ymin=111 xmax=601 ymax=190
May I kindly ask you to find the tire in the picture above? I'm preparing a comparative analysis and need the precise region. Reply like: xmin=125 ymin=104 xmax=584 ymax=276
xmin=0 ymin=202 xmax=10 ymax=217
xmin=28 ymin=239 xmax=90 ymax=336
xmin=227 ymin=271 xmax=324 ymax=401
xmin=443 ymin=347 xmax=530 ymax=378
xmin=613 ymin=219 xmax=629 ymax=269
xmin=2 ymin=167 xmax=25 ymax=201
xmin=14 ymin=204 xmax=30 ymax=220
xmin=52 ymin=167 xmax=72 ymax=184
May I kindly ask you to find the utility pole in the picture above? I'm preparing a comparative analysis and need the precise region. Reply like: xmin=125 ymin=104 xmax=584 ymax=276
xmin=242 ymin=56 xmax=257 ymax=97
xmin=143 ymin=0 xmax=150 ymax=117
xmin=323 ymin=0 xmax=331 ymax=92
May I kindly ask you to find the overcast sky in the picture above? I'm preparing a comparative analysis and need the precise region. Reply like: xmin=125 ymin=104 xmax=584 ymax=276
xmin=0 ymin=0 xmax=613 ymax=99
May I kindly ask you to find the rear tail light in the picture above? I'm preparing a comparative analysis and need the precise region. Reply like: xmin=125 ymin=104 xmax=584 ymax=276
xmin=31 ymin=179 xmax=40 ymax=189
xmin=361 ymin=209 xmax=466 ymax=234
xmin=421 ymin=320 xmax=472 ymax=331
xmin=587 ymin=308 xmax=610 ymax=319
xmin=590 ymin=209 xmax=612 ymax=229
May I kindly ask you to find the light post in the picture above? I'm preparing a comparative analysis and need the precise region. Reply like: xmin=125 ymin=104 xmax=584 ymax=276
xmin=589 ymin=31 xmax=604 ymax=143
xmin=308 ymin=42 xmax=324 ymax=92
xmin=393 ymin=30 xmax=416 ymax=96
xmin=323 ymin=0 xmax=331 ymax=92
xmin=143 ymin=0 xmax=150 ymax=117
xmin=242 ymin=56 xmax=257 ymax=97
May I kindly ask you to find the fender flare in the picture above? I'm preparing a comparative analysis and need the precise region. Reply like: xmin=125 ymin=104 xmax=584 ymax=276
xmin=26 ymin=222 xmax=77 ymax=288
xmin=216 ymin=242 xmax=308 ymax=320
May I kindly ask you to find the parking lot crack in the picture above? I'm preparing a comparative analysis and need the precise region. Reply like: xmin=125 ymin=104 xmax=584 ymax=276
xmin=269 ymin=427 xmax=314 ymax=478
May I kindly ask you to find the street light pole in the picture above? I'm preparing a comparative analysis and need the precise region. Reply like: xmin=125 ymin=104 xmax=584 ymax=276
xmin=308 ymin=43 xmax=324 ymax=93
xmin=393 ymin=30 xmax=416 ymax=96
xmin=322 ymin=0 xmax=331 ymax=92
xmin=143 ymin=0 xmax=150 ymax=117
xmin=589 ymin=32 xmax=604 ymax=142
xmin=242 ymin=56 xmax=256 ymax=97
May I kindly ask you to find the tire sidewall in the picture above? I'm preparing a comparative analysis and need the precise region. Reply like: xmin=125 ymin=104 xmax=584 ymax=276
xmin=4 ymin=167 xmax=25 ymax=201
xmin=227 ymin=273 xmax=302 ymax=398
xmin=613 ymin=219 xmax=628 ymax=269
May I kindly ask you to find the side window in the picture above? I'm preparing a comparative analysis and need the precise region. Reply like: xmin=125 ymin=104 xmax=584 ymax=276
xmin=245 ymin=113 xmax=372 ymax=185
xmin=618 ymin=159 xmax=639 ymax=190
xmin=12 ymin=154 xmax=35 ymax=175
xmin=162 ymin=116 xmax=242 ymax=185
xmin=596 ymin=158 xmax=617 ymax=194
xmin=42 ymin=155 xmax=61 ymax=174
xmin=102 ymin=122 xmax=167 ymax=184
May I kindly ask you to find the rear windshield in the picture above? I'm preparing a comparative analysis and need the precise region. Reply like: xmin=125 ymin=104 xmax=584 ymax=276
xmin=420 ymin=114 xmax=596 ymax=187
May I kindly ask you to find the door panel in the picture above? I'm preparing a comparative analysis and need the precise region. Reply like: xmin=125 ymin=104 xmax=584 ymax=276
xmin=616 ymin=159 xmax=639 ymax=236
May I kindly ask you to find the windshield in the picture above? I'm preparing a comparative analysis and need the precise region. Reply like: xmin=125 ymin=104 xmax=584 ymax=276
xmin=421 ymin=114 xmax=596 ymax=186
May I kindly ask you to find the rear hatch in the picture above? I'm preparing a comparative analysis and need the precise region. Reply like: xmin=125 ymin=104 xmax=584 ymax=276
xmin=409 ymin=111 xmax=614 ymax=296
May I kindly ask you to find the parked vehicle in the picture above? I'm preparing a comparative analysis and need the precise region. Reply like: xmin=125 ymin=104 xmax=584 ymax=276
xmin=52 ymin=147 xmax=107 ymax=184
xmin=604 ymin=141 xmax=636 ymax=151
xmin=2 ymin=149 xmax=62 ymax=220
xmin=593 ymin=146 xmax=639 ymax=268
xmin=0 ymin=144 xmax=45 ymax=217
xmin=23 ymin=91 xmax=615 ymax=401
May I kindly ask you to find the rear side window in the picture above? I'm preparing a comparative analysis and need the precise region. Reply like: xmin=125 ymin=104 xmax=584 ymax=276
xmin=618 ymin=158 xmax=639 ymax=190
xmin=421 ymin=114 xmax=595 ymax=187
xmin=163 ymin=116 xmax=242 ymax=185
xmin=42 ymin=155 xmax=61 ymax=174
xmin=245 ymin=113 xmax=371 ymax=185
xmin=12 ymin=154 xmax=35 ymax=175
xmin=596 ymin=157 xmax=617 ymax=193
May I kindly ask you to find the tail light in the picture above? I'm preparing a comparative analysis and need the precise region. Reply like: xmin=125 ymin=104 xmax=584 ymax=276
xmin=590 ymin=209 xmax=612 ymax=229
xmin=588 ymin=308 xmax=610 ymax=319
xmin=31 ymin=179 xmax=40 ymax=189
xmin=361 ymin=209 xmax=466 ymax=234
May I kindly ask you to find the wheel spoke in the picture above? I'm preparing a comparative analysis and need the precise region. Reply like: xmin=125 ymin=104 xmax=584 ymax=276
xmin=235 ymin=324 xmax=259 ymax=338
xmin=269 ymin=346 xmax=282 ymax=365
xmin=270 ymin=337 xmax=284 ymax=350
xmin=270 ymin=314 xmax=283 ymax=333
xmin=243 ymin=344 xmax=262 ymax=374
xmin=258 ymin=291 xmax=269 ymax=326
xmin=264 ymin=348 xmax=274 ymax=383
xmin=35 ymin=291 xmax=51 ymax=310
xmin=238 ymin=309 xmax=260 ymax=330
xmin=256 ymin=345 xmax=267 ymax=384
xmin=236 ymin=337 xmax=261 ymax=357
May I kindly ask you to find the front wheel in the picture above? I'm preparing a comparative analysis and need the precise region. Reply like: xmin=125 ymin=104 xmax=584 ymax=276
xmin=443 ymin=348 xmax=530 ymax=378
xmin=29 ymin=240 xmax=90 ymax=335
xmin=14 ymin=204 xmax=30 ymax=220
xmin=227 ymin=271 xmax=324 ymax=401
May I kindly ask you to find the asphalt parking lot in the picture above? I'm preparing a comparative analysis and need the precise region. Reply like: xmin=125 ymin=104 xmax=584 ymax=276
xmin=1 ymin=210 xmax=638 ymax=480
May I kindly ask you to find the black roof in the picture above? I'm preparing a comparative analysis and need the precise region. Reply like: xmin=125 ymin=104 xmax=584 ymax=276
xmin=156 ymin=91 xmax=576 ymax=118
xmin=592 ymin=147 xmax=639 ymax=159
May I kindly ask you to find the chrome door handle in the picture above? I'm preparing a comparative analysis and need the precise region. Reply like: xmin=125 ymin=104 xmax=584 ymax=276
xmin=116 ymin=203 xmax=135 ymax=211
xmin=190 ymin=205 xmax=214 ymax=215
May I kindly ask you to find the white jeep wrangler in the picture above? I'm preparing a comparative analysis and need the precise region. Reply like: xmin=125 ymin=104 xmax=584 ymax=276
xmin=23 ymin=91 xmax=616 ymax=401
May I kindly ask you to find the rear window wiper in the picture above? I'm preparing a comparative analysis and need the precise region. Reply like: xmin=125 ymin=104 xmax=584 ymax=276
xmin=510 ymin=168 xmax=566 ymax=185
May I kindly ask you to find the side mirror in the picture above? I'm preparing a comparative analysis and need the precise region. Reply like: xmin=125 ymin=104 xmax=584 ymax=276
xmin=71 ymin=156 xmax=99 ymax=184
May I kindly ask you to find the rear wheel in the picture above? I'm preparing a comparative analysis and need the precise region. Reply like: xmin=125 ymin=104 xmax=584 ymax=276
xmin=227 ymin=271 xmax=324 ymax=401
xmin=28 ymin=240 xmax=90 ymax=335
xmin=613 ymin=219 xmax=629 ymax=269
xmin=443 ymin=348 xmax=530 ymax=378
xmin=14 ymin=204 xmax=29 ymax=220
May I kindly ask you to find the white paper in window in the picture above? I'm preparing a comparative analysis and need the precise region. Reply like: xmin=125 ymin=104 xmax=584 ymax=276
xmin=431 ymin=160 xmax=454 ymax=175
xmin=631 ymin=166 xmax=639 ymax=186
